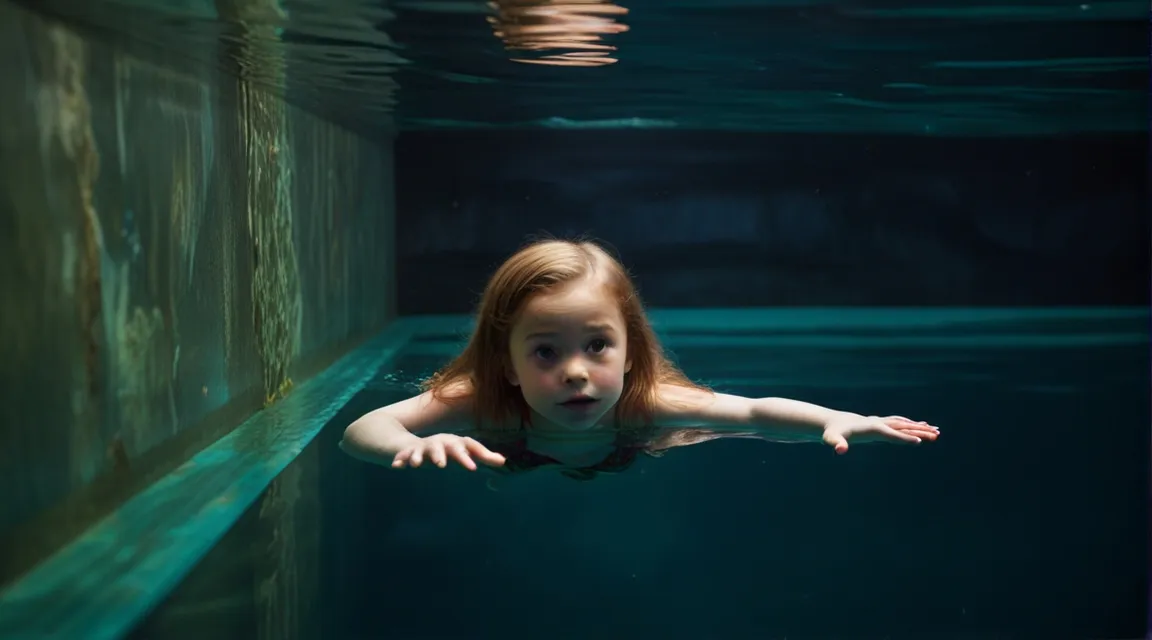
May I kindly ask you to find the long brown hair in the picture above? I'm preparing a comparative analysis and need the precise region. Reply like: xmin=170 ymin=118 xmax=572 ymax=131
xmin=423 ymin=237 xmax=708 ymax=430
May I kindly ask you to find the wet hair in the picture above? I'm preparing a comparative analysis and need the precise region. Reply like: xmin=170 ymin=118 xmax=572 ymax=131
xmin=423 ymin=236 xmax=709 ymax=430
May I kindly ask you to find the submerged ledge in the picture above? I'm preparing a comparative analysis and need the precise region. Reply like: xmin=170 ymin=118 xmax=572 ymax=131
xmin=402 ymin=307 xmax=1150 ymax=355
xmin=401 ymin=306 xmax=1152 ymax=337
xmin=0 ymin=320 xmax=418 ymax=640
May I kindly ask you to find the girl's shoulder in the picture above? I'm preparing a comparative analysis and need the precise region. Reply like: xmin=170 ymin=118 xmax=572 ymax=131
xmin=381 ymin=379 xmax=477 ymax=434
xmin=426 ymin=378 xmax=528 ymax=435
xmin=431 ymin=377 xmax=475 ymax=404
xmin=651 ymin=382 xmax=715 ymax=421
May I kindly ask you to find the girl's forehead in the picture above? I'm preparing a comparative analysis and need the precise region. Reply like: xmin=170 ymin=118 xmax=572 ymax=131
xmin=512 ymin=283 xmax=624 ymax=333
xmin=528 ymin=280 xmax=614 ymax=310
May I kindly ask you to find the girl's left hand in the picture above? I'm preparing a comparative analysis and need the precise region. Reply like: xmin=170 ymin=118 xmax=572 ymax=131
xmin=821 ymin=414 xmax=940 ymax=455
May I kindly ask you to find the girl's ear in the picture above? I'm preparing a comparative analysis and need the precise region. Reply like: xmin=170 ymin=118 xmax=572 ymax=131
xmin=624 ymin=357 xmax=632 ymax=374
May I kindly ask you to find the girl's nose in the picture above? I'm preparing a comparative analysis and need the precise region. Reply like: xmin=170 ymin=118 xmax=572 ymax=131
xmin=564 ymin=361 xmax=589 ymax=384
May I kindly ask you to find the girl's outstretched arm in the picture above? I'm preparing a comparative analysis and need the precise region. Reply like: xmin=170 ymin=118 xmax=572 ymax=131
xmin=340 ymin=393 xmax=443 ymax=463
xmin=340 ymin=385 xmax=506 ymax=469
xmin=653 ymin=384 xmax=939 ymax=454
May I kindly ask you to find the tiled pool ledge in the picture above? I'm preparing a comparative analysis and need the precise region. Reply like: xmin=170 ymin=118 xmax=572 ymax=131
xmin=0 ymin=320 xmax=419 ymax=640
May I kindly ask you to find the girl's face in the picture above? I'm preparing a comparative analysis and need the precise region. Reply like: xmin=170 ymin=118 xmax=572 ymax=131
xmin=506 ymin=279 xmax=631 ymax=430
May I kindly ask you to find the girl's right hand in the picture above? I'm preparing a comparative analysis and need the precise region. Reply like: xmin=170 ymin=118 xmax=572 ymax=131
xmin=391 ymin=434 xmax=506 ymax=471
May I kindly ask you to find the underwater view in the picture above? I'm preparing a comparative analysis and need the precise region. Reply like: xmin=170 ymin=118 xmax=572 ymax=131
xmin=329 ymin=309 xmax=1150 ymax=639
xmin=0 ymin=0 xmax=1147 ymax=639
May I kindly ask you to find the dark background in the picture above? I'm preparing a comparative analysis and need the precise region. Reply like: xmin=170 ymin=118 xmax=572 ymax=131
xmin=395 ymin=130 xmax=1148 ymax=314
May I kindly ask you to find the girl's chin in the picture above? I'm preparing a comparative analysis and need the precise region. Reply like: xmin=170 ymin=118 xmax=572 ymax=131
xmin=529 ymin=409 xmax=608 ymax=432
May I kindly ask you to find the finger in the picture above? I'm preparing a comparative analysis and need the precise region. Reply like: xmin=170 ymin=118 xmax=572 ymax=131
xmin=466 ymin=444 xmax=506 ymax=467
xmin=428 ymin=441 xmax=447 ymax=468
xmin=409 ymin=447 xmax=424 ymax=468
xmin=885 ymin=426 xmax=922 ymax=445
xmin=892 ymin=423 xmax=940 ymax=437
xmin=392 ymin=449 xmax=412 ymax=469
xmin=822 ymin=432 xmax=849 ymax=455
xmin=891 ymin=422 xmax=939 ymax=433
xmin=886 ymin=418 xmax=938 ymax=432
xmin=446 ymin=441 xmax=477 ymax=471
xmin=886 ymin=415 xmax=930 ymax=426
xmin=901 ymin=426 xmax=940 ymax=440
xmin=464 ymin=437 xmax=507 ymax=467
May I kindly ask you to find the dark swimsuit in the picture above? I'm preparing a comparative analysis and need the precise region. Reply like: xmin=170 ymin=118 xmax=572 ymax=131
xmin=479 ymin=428 xmax=650 ymax=481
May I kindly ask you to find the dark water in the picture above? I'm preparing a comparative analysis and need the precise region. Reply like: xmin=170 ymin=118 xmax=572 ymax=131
xmin=22 ymin=0 xmax=1149 ymax=137
xmin=328 ymin=312 xmax=1149 ymax=639
xmin=13 ymin=1 xmax=1147 ymax=637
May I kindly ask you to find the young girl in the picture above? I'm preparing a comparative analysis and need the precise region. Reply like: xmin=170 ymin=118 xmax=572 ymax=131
xmin=340 ymin=238 xmax=939 ymax=478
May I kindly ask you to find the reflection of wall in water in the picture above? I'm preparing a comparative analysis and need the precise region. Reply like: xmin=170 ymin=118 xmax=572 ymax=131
xmin=0 ymin=3 xmax=396 ymax=631
xmin=394 ymin=130 xmax=1148 ymax=313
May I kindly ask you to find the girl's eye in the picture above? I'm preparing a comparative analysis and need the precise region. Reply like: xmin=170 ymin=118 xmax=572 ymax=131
xmin=534 ymin=346 xmax=556 ymax=360
xmin=587 ymin=338 xmax=608 ymax=353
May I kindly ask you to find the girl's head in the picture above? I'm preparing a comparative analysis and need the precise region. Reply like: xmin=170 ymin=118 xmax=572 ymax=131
xmin=426 ymin=237 xmax=700 ymax=430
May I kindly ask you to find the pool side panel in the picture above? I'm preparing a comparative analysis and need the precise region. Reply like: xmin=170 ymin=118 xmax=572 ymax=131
xmin=0 ymin=320 xmax=418 ymax=640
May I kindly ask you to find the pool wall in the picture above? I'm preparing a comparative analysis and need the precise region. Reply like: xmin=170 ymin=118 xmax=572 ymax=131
xmin=394 ymin=130 xmax=1149 ymax=313
xmin=0 ymin=0 xmax=396 ymax=604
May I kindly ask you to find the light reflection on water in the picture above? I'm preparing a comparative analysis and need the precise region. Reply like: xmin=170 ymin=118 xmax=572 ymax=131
xmin=17 ymin=0 xmax=1148 ymax=136
xmin=487 ymin=0 xmax=630 ymax=67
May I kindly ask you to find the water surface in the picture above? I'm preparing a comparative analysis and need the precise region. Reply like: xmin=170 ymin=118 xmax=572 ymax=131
xmin=24 ymin=0 xmax=1148 ymax=136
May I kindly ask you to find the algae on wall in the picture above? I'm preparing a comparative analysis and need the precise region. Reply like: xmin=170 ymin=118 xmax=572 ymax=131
xmin=0 ymin=0 xmax=396 ymax=591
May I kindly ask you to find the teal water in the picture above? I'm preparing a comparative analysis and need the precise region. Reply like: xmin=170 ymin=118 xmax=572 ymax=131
xmin=6 ymin=0 xmax=1147 ymax=636
xmin=22 ymin=0 xmax=1149 ymax=137
xmin=333 ymin=308 xmax=1149 ymax=639
xmin=2 ymin=309 xmax=1144 ymax=638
